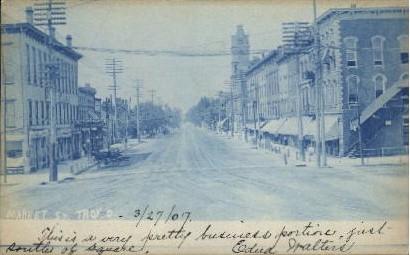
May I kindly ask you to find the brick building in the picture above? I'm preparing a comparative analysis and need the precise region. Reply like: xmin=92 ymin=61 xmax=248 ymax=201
xmin=244 ymin=6 xmax=408 ymax=157
xmin=1 ymin=8 xmax=82 ymax=173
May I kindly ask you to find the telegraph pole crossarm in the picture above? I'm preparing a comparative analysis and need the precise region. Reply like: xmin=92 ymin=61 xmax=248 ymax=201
xmin=105 ymin=58 xmax=124 ymax=144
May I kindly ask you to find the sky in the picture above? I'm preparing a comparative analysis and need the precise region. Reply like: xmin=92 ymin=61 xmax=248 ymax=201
xmin=2 ymin=0 xmax=408 ymax=112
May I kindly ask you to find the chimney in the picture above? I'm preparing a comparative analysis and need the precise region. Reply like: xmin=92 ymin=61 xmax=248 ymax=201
xmin=25 ymin=7 xmax=34 ymax=24
xmin=66 ymin=34 xmax=72 ymax=48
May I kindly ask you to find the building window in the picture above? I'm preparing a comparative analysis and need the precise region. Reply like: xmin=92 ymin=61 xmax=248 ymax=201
xmin=329 ymin=83 xmax=335 ymax=106
xmin=398 ymin=35 xmax=409 ymax=64
xmin=5 ymin=100 xmax=16 ymax=128
xmin=38 ymin=50 xmax=43 ymax=86
xmin=333 ymin=80 xmax=338 ymax=106
xmin=6 ymin=141 xmax=23 ymax=159
xmin=35 ymin=101 xmax=39 ymax=125
xmin=403 ymin=115 xmax=409 ymax=146
xmin=28 ymin=100 xmax=32 ymax=126
xmin=41 ymin=101 xmax=44 ymax=125
xmin=344 ymin=37 xmax=358 ymax=67
xmin=43 ymin=52 xmax=47 ymax=85
xmin=373 ymin=74 xmax=386 ymax=98
xmin=32 ymin=47 xmax=37 ymax=85
xmin=46 ymin=102 xmax=50 ymax=125
xmin=56 ymin=59 xmax=61 ymax=92
xmin=347 ymin=75 xmax=359 ymax=105
xmin=59 ymin=103 xmax=62 ymax=124
xmin=26 ymin=44 xmax=31 ymax=84
xmin=371 ymin=36 xmax=385 ymax=66
xmin=64 ymin=63 xmax=68 ymax=93
xmin=2 ymin=48 xmax=15 ymax=84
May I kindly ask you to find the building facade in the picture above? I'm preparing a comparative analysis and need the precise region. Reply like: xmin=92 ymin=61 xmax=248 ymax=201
xmin=243 ymin=7 xmax=408 ymax=157
xmin=77 ymin=84 xmax=105 ymax=155
xmin=1 ymin=11 xmax=82 ymax=173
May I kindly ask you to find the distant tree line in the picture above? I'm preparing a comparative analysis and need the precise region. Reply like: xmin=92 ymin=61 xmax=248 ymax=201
xmin=186 ymin=96 xmax=224 ymax=128
xmin=129 ymin=102 xmax=182 ymax=137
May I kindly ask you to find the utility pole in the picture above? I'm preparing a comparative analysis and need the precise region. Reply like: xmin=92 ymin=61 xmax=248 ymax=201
xmin=1 ymin=45 xmax=7 ymax=183
xmin=147 ymin=89 xmax=156 ymax=105
xmin=283 ymin=22 xmax=310 ymax=161
xmin=34 ymin=0 xmax=66 ymax=182
xmin=224 ymin=80 xmax=234 ymax=137
xmin=357 ymin=97 xmax=365 ymax=165
xmin=135 ymin=79 xmax=143 ymax=143
xmin=105 ymin=58 xmax=123 ymax=144
xmin=295 ymin=52 xmax=305 ymax=161
xmin=124 ymin=98 xmax=130 ymax=150
xmin=240 ymin=71 xmax=247 ymax=140
xmin=313 ymin=0 xmax=322 ymax=167
xmin=256 ymin=84 xmax=261 ymax=149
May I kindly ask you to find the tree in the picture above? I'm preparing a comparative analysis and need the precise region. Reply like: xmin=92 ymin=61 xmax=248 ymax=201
xmin=186 ymin=96 xmax=222 ymax=128
xmin=129 ymin=102 xmax=182 ymax=138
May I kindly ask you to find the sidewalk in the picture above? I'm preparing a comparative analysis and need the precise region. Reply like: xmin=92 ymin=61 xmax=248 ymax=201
xmin=1 ymin=156 xmax=98 ymax=193
xmin=215 ymin=130 xmax=408 ymax=169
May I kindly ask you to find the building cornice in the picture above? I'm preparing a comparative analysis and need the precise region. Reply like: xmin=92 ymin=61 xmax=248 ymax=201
xmin=1 ymin=23 xmax=82 ymax=61
xmin=317 ymin=7 xmax=408 ymax=25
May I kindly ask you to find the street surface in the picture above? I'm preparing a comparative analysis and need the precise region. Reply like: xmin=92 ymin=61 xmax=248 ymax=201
xmin=1 ymin=123 xmax=408 ymax=220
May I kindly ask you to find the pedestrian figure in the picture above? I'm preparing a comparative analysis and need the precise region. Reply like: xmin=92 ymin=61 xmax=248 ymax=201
xmin=283 ymin=150 xmax=288 ymax=165
xmin=308 ymin=146 xmax=314 ymax=162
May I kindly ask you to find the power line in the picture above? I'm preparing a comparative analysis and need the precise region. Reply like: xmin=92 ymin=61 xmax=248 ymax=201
xmin=72 ymin=46 xmax=267 ymax=57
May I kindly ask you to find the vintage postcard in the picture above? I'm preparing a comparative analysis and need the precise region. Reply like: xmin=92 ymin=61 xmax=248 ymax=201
xmin=0 ymin=0 xmax=409 ymax=254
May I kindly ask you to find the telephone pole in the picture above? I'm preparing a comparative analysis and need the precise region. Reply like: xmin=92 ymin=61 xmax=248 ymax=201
xmin=224 ymin=80 xmax=235 ymax=137
xmin=1 ymin=45 xmax=7 ymax=183
xmin=313 ymin=0 xmax=323 ymax=167
xmin=256 ymin=84 xmax=261 ymax=148
xmin=282 ymin=22 xmax=310 ymax=161
xmin=125 ymin=97 xmax=130 ymax=150
xmin=147 ymin=89 xmax=156 ymax=105
xmin=33 ymin=0 xmax=66 ymax=182
xmin=105 ymin=58 xmax=123 ymax=143
xmin=135 ymin=79 xmax=144 ymax=143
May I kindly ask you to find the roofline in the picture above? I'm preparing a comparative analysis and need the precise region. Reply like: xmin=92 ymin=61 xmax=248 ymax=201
xmin=1 ymin=22 xmax=82 ymax=60
xmin=246 ymin=45 xmax=313 ymax=75
xmin=316 ymin=6 xmax=408 ymax=24
xmin=246 ymin=50 xmax=277 ymax=74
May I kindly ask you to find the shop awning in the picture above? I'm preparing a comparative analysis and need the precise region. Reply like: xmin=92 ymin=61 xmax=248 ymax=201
xmin=218 ymin=118 xmax=229 ymax=127
xmin=301 ymin=115 xmax=339 ymax=141
xmin=261 ymin=119 xmax=286 ymax=134
xmin=88 ymin=111 xmax=99 ymax=121
xmin=245 ymin=120 xmax=269 ymax=131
